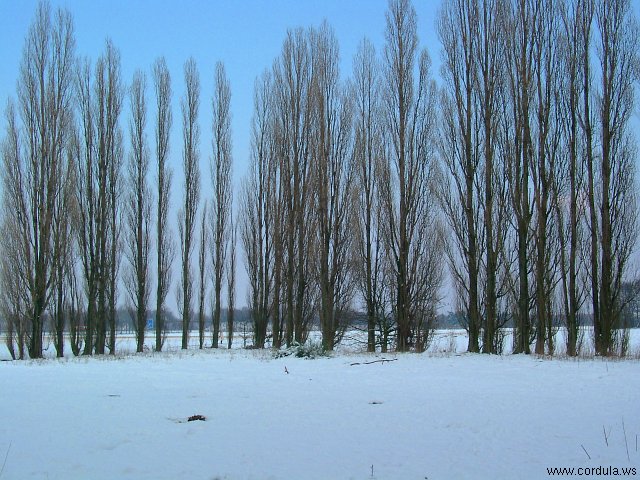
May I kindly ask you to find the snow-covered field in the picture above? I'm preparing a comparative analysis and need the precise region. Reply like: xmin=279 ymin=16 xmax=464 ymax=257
xmin=1 ymin=340 xmax=639 ymax=479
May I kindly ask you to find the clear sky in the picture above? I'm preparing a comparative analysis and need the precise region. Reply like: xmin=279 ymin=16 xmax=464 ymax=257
xmin=0 ymin=0 xmax=442 ymax=313
xmin=0 ymin=0 xmax=442 ymax=168
xmin=0 ymin=0 xmax=441 ymax=167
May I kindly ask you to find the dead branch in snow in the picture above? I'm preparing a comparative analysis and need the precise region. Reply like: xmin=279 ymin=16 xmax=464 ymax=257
xmin=350 ymin=358 xmax=398 ymax=366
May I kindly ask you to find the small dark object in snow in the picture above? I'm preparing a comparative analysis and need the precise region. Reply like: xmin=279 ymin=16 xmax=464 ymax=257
xmin=350 ymin=358 xmax=398 ymax=366
xmin=284 ymin=366 xmax=289 ymax=374
xmin=187 ymin=414 xmax=206 ymax=422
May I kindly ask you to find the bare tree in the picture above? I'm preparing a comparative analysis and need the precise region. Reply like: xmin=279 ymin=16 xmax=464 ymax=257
xmin=210 ymin=61 xmax=233 ymax=348
xmin=75 ymin=40 xmax=124 ymax=356
xmin=227 ymin=214 xmax=237 ymax=349
xmin=98 ymin=46 xmax=124 ymax=356
xmin=178 ymin=57 xmax=201 ymax=350
xmin=51 ymin=146 xmax=77 ymax=357
xmin=197 ymin=201 xmax=209 ymax=349
xmin=437 ymin=0 xmax=483 ymax=353
xmin=530 ymin=0 xmax=560 ymax=355
xmin=107 ymin=129 xmax=124 ymax=355
xmin=125 ymin=70 xmax=151 ymax=354
xmin=435 ymin=0 xmax=510 ymax=355
xmin=575 ymin=0 xmax=601 ymax=357
xmin=503 ymin=0 xmax=537 ymax=354
xmin=1 ymin=106 xmax=30 ymax=359
xmin=352 ymin=38 xmax=386 ymax=353
xmin=592 ymin=0 xmax=639 ymax=355
xmin=67 ymin=256 xmax=84 ymax=356
xmin=555 ymin=0 xmax=586 ymax=356
xmin=270 ymin=155 xmax=286 ymax=349
xmin=0 ymin=3 xmax=76 ymax=358
xmin=66 ymin=129 xmax=85 ymax=357
xmin=153 ymin=57 xmax=174 ymax=352
xmin=477 ymin=0 xmax=509 ymax=354
xmin=75 ymin=58 xmax=97 ymax=355
xmin=382 ymin=0 xmax=444 ymax=352
xmin=241 ymin=71 xmax=274 ymax=349
xmin=0 ymin=212 xmax=25 ymax=360
xmin=272 ymin=29 xmax=316 ymax=346
xmin=310 ymin=22 xmax=356 ymax=351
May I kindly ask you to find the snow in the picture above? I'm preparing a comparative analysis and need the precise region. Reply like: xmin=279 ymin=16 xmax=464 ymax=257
xmin=0 ymin=336 xmax=639 ymax=479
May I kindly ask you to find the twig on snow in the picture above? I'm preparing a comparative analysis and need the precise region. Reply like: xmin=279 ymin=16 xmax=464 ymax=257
xmin=350 ymin=358 xmax=398 ymax=366
xmin=581 ymin=444 xmax=591 ymax=460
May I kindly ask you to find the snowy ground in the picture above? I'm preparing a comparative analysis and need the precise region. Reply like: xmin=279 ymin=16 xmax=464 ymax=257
xmin=1 ymin=343 xmax=639 ymax=479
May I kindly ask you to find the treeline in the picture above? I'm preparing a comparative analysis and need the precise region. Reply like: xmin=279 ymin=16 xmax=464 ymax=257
xmin=0 ymin=2 xmax=237 ymax=359
xmin=435 ymin=0 xmax=639 ymax=357
xmin=1 ymin=0 xmax=638 ymax=359
xmin=241 ymin=0 xmax=640 ymax=357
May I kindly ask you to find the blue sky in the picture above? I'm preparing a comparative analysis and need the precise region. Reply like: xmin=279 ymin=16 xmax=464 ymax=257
xmin=0 ymin=0 xmax=442 ymax=312
xmin=0 ymin=0 xmax=441 ymax=175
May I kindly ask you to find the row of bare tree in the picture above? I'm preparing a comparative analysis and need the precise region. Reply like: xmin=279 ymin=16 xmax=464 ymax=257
xmin=0 ymin=2 xmax=236 ymax=359
xmin=437 ymin=0 xmax=639 ymax=357
xmin=1 ymin=0 xmax=638 ymax=358
xmin=241 ymin=1 xmax=446 ymax=353
xmin=241 ymin=0 xmax=640 ymax=356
